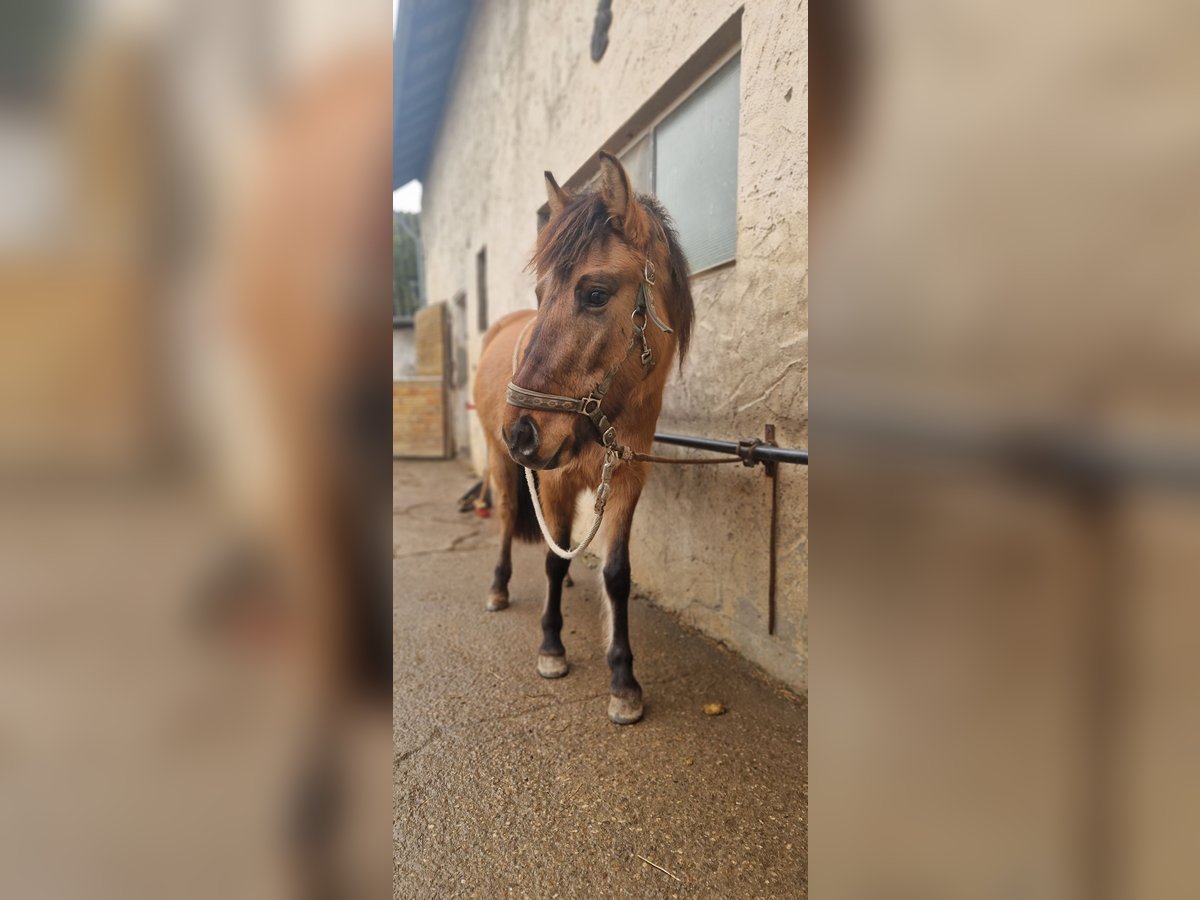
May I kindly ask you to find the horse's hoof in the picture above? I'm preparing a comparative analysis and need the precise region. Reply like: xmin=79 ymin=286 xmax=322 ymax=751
xmin=485 ymin=590 xmax=509 ymax=612
xmin=608 ymin=694 xmax=644 ymax=725
xmin=537 ymin=654 xmax=569 ymax=679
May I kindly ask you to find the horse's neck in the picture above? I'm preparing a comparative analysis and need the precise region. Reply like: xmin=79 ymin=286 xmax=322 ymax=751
xmin=618 ymin=369 xmax=668 ymax=443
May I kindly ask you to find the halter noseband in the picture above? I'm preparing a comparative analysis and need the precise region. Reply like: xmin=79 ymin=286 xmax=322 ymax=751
xmin=505 ymin=259 xmax=673 ymax=456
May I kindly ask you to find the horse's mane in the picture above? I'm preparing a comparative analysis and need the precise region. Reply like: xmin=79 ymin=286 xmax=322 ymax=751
xmin=528 ymin=192 xmax=695 ymax=368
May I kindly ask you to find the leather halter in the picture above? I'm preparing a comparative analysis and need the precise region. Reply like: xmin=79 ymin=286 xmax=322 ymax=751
xmin=506 ymin=259 xmax=673 ymax=456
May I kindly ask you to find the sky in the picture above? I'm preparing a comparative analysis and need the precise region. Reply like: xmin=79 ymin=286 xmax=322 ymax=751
xmin=393 ymin=179 xmax=422 ymax=213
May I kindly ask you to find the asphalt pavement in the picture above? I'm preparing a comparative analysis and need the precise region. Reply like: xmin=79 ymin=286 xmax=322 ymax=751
xmin=393 ymin=459 xmax=807 ymax=898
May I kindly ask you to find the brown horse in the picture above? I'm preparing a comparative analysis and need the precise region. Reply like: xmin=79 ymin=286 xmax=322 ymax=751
xmin=473 ymin=153 xmax=693 ymax=725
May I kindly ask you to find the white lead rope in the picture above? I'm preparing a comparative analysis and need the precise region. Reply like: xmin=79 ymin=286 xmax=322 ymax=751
xmin=523 ymin=464 xmax=607 ymax=560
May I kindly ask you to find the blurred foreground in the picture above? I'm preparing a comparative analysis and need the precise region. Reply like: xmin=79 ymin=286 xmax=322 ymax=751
xmin=0 ymin=2 xmax=390 ymax=897
xmin=813 ymin=1 xmax=1200 ymax=897
xmin=0 ymin=479 xmax=390 ymax=897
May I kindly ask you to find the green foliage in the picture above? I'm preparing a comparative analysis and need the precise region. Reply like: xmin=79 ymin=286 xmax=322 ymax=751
xmin=393 ymin=212 xmax=422 ymax=320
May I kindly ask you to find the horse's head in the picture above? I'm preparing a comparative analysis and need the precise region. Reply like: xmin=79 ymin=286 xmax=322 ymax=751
xmin=504 ymin=153 xmax=693 ymax=469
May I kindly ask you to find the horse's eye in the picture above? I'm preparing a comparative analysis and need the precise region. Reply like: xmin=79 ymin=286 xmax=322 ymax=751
xmin=584 ymin=289 xmax=609 ymax=308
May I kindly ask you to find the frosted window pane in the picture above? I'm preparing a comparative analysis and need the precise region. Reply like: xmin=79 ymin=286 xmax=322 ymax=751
xmin=654 ymin=54 xmax=739 ymax=272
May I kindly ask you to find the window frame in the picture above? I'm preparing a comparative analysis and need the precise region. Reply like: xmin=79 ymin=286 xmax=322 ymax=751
xmin=615 ymin=46 xmax=742 ymax=277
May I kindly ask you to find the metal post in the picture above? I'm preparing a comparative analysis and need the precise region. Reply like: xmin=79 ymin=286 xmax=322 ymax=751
xmin=764 ymin=424 xmax=779 ymax=635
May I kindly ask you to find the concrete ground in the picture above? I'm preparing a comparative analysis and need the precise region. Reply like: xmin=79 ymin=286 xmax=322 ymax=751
xmin=393 ymin=460 xmax=808 ymax=898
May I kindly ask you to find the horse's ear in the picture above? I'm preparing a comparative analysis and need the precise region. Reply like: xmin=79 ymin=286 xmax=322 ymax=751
xmin=545 ymin=171 xmax=570 ymax=219
xmin=597 ymin=151 xmax=649 ymax=247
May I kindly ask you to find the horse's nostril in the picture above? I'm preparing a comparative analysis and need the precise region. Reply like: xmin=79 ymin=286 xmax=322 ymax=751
xmin=508 ymin=415 xmax=540 ymax=458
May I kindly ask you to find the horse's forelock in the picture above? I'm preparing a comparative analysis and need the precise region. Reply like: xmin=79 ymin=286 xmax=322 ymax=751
xmin=527 ymin=190 xmax=694 ymax=369
xmin=528 ymin=193 xmax=612 ymax=282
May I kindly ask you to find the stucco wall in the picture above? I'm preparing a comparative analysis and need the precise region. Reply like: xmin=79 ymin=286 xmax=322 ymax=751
xmin=393 ymin=327 xmax=415 ymax=379
xmin=420 ymin=0 xmax=808 ymax=690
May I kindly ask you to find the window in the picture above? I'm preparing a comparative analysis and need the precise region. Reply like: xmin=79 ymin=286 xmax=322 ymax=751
xmin=475 ymin=247 xmax=488 ymax=332
xmin=620 ymin=133 xmax=654 ymax=195
xmin=543 ymin=48 xmax=742 ymax=275
xmin=653 ymin=53 xmax=740 ymax=272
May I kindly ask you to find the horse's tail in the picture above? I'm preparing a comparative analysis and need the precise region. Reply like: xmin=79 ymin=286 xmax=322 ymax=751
xmin=513 ymin=467 xmax=542 ymax=544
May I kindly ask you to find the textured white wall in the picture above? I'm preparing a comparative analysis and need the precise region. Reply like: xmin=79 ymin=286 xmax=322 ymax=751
xmin=421 ymin=0 xmax=808 ymax=690
xmin=392 ymin=328 xmax=415 ymax=379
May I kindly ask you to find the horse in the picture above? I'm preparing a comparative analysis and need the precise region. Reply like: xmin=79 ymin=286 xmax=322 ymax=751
xmin=472 ymin=152 xmax=694 ymax=725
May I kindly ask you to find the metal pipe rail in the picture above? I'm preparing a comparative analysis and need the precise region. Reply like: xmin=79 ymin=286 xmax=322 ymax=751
xmin=653 ymin=431 xmax=809 ymax=466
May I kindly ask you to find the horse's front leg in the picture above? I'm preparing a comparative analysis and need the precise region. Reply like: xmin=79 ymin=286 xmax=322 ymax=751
xmin=485 ymin=450 xmax=517 ymax=611
xmin=603 ymin=478 xmax=645 ymax=725
xmin=536 ymin=477 xmax=575 ymax=679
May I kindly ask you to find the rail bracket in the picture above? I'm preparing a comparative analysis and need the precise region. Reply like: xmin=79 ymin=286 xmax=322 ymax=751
xmin=738 ymin=438 xmax=764 ymax=468
xmin=760 ymin=424 xmax=779 ymax=477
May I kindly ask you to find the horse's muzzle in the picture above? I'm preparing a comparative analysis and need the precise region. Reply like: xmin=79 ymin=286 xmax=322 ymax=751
xmin=506 ymin=414 xmax=541 ymax=464
xmin=504 ymin=415 xmax=569 ymax=470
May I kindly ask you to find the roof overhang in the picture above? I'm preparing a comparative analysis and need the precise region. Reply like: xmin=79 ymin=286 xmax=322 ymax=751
xmin=393 ymin=0 xmax=473 ymax=190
